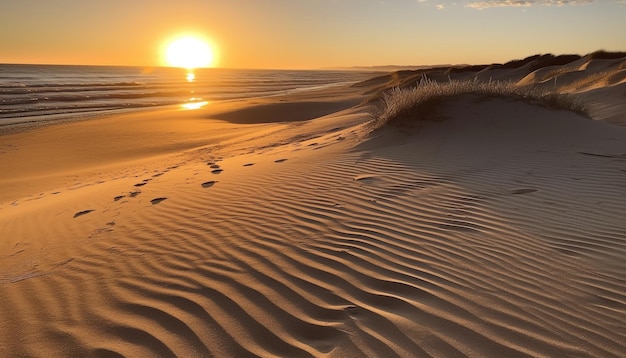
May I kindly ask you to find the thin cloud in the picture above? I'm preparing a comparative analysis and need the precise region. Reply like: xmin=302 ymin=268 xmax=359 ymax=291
xmin=466 ymin=0 xmax=594 ymax=9
xmin=436 ymin=4 xmax=446 ymax=9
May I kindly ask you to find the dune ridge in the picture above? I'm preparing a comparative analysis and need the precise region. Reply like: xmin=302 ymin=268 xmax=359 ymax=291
xmin=1 ymin=54 xmax=626 ymax=357
xmin=359 ymin=51 xmax=626 ymax=126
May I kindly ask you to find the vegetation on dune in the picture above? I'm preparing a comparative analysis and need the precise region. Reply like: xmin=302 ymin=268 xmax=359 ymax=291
xmin=588 ymin=50 xmax=626 ymax=60
xmin=444 ymin=51 xmax=626 ymax=75
xmin=362 ymin=50 xmax=626 ymax=129
xmin=373 ymin=76 xmax=588 ymax=129
xmin=445 ymin=54 xmax=582 ymax=74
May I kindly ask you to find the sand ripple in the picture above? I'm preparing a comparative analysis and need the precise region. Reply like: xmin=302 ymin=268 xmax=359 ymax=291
xmin=1 ymin=99 xmax=625 ymax=357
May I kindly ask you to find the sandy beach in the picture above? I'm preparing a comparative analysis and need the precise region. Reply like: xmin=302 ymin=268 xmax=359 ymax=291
xmin=1 ymin=54 xmax=626 ymax=357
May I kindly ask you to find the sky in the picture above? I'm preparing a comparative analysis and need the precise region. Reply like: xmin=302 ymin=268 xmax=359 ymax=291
xmin=1 ymin=0 xmax=625 ymax=69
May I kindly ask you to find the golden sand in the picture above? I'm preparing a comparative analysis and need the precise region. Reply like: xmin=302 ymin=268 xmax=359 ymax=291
xmin=1 ymin=56 xmax=626 ymax=357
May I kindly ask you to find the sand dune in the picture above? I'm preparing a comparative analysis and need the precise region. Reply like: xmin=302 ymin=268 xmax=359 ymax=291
xmin=360 ymin=52 xmax=626 ymax=127
xmin=1 ymin=56 xmax=626 ymax=357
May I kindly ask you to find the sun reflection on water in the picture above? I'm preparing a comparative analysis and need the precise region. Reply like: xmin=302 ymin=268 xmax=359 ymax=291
xmin=179 ymin=68 xmax=208 ymax=109
xmin=181 ymin=98 xmax=209 ymax=110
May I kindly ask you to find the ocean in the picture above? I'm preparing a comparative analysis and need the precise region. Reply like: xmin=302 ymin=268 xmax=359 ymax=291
xmin=0 ymin=64 xmax=377 ymax=128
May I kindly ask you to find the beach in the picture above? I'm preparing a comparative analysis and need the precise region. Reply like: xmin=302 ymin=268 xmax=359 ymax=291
xmin=1 ymin=54 xmax=626 ymax=357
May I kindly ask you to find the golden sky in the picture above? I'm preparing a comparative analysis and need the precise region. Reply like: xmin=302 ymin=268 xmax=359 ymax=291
xmin=1 ymin=0 xmax=625 ymax=69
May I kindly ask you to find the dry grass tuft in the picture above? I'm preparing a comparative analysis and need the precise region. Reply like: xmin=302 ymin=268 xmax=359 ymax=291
xmin=373 ymin=76 xmax=587 ymax=129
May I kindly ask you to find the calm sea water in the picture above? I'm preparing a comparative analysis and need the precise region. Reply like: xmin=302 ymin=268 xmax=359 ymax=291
xmin=0 ymin=64 xmax=376 ymax=127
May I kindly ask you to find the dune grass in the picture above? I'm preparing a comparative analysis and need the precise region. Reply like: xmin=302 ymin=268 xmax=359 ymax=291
xmin=373 ymin=76 xmax=588 ymax=129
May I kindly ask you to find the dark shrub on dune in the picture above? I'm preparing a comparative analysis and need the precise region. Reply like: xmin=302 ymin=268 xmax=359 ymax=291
xmin=528 ymin=54 xmax=581 ymax=71
xmin=588 ymin=50 xmax=626 ymax=60
xmin=445 ymin=64 xmax=490 ymax=74
xmin=445 ymin=53 xmax=582 ymax=74
xmin=495 ymin=54 xmax=542 ymax=70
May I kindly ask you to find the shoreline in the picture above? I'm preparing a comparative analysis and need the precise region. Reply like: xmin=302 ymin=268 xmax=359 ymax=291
xmin=0 ymin=83 xmax=369 ymax=203
xmin=0 ymin=79 xmax=367 ymax=136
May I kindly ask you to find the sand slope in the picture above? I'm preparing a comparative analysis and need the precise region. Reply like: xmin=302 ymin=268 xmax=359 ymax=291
xmin=1 ymin=64 xmax=626 ymax=357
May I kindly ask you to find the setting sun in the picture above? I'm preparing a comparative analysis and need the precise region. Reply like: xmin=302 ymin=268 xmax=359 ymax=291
xmin=164 ymin=36 xmax=215 ymax=69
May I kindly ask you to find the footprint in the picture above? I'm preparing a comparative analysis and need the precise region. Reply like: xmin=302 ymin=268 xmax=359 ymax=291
xmin=134 ymin=182 xmax=147 ymax=187
xmin=209 ymin=164 xmax=221 ymax=169
xmin=243 ymin=163 xmax=255 ymax=167
xmin=74 ymin=210 xmax=95 ymax=218
xmin=511 ymin=188 xmax=538 ymax=195
xmin=114 ymin=195 xmax=125 ymax=201
xmin=274 ymin=159 xmax=288 ymax=163
xmin=202 ymin=181 xmax=217 ymax=188
xmin=577 ymin=152 xmax=614 ymax=158
xmin=129 ymin=191 xmax=141 ymax=197
xmin=344 ymin=305 xmax=361 ymax=316
xmin=354 ymin=175 xmax=376 ymax=184
xmin=150 ymin=197 xmax=167 ymax=205
xmin=211 ymin=169 xmax=223 ymax=174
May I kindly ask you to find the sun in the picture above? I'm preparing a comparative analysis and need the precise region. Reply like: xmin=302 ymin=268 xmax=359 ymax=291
xmin=164 ymin=36 xmax=215 ymax=69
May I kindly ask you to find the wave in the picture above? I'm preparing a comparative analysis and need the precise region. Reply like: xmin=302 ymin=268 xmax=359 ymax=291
xmin=0 ymin=65 xmax=377 ymax=123
xmin=0 ymin=81 xmax=143 ymax=89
